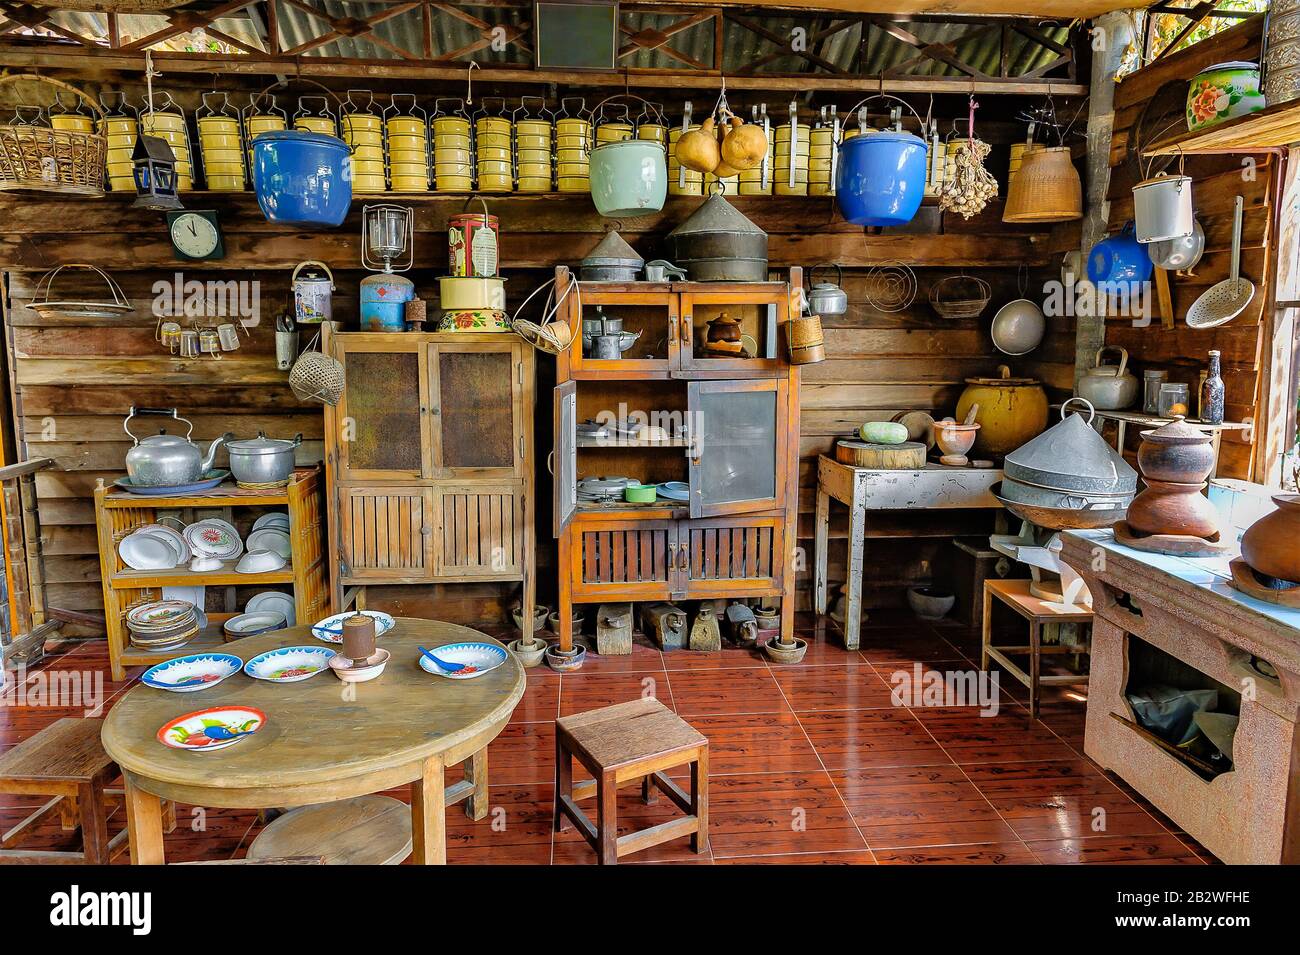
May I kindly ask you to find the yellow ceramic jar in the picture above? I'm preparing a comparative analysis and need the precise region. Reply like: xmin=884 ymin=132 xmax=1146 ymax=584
xmin=955 ymin=365 xmax=1049 ymax=457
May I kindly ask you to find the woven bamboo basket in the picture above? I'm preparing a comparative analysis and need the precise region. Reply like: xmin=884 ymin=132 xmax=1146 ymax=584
xmin=1002 ymin=145 xmax=1082 ymax=223
xmin=928 ymin=274 xmax=991 ymax=319
xmin=0 ymin=74 xmax=105 ymax=196
xmin=788 ymin=314 xmax=825 ymax=364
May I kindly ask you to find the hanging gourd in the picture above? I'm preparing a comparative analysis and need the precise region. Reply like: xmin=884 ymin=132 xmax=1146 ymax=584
xmin=676 ymin=116 xmax=720 ymax=174
xmin=939 ymin=96 xmax=998 ymax=219
xmin=721 ymin=114 xmax=768 ymax=171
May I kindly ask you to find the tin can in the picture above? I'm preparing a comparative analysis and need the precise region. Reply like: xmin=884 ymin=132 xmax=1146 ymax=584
xmin=448 ymin=212 xmax=499 ymax=278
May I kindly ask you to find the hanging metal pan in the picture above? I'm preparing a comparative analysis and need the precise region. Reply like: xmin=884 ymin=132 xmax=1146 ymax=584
xmin=27 ymin=264 xmax=133 ymax=319
xmin=1186 ymin=195 xmax=1254 ymax=328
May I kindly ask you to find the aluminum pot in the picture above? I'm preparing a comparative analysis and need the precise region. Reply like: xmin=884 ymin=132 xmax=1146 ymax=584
xmin=1133 ymin=173 xmax=1194 ymax=244
xmin=589 ymin=140 xmax=667 ymax=217
xmin=225 ymin=432 xmax=302 ymax=486
xmin=666 ymin=192 xmax=768 ymax=281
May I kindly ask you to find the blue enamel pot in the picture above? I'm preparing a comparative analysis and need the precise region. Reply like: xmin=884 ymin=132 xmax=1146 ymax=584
xmin=251 ymin=130 xmax=352 ymax=227
xmin=1087 ymin=223 xmax=1153 ymax=287
xmin=835 ymin=131 xmax=929 ymax=227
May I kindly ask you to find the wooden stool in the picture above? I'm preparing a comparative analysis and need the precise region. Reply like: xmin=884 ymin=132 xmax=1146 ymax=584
xmin=982 ymin=579 xmax=1092 ymax=718
xmin=246 ymin=795 xmax=413 ymax=865
xmin=554 ymin=698 xmax=708 ymax=864
xmin=0 ymin=718 xmax=122 ymax=864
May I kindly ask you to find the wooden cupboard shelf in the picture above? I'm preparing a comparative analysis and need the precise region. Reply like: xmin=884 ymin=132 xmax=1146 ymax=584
xmin=109 ymin=563 xmax=296 ymax=590
xmin=1144 ymin=100 xmax=1300 ymax=155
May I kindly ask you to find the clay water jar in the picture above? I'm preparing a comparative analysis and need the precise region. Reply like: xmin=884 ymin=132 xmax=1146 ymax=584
xmin=1241 ymin=494 xmax=1300 ymax=583
xmin=1137 ymin=415 xmax=1215 ymax=484
xmin=1126 ymin=479 xmax=1219 ymax=539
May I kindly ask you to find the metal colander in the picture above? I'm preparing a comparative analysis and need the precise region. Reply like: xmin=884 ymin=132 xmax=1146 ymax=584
xmin=1187 ymin=195 xmax=1255 ymax=329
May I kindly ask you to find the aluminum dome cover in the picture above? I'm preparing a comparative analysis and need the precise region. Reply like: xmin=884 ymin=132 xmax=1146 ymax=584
xmin=1003 ymin=405 xmax=1137 ymax=495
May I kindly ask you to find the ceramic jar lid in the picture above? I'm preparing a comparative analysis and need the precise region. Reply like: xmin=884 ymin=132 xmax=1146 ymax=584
xmin=1139 ymin=414 xmax=1213 ymax=446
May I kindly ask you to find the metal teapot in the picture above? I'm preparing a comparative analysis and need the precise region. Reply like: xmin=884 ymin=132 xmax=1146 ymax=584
xmin=807 ymin=264 xmax=848 ymax=316
xmin=123 ymin=407 xmax=230 ymax=487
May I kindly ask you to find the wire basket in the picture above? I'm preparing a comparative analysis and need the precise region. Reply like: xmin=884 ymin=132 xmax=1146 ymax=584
xmin=928 ymin=274 xmax=992 ymax=319
xmin=289 ymin=334 xmax=345 ymax=406
xmin=0 ymin=74 xmax=105 ymax=196
xmin=865 ymin=262 xmax=917 ymax=313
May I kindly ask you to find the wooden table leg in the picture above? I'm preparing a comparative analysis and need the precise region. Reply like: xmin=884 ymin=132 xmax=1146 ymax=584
xmin=78 ymin=781 xmax=109 ymax=865
xmin=553 ymin=733 xmax=571 ymax=833
xmin=981 ymin=584 xmax=993 ymax=671
xmin=843 ymin=486 xmax=867 ymax=651
xmin=814 ymin=485 xmax=830 ymax=616
xmin=464 ymin=747 xmax=489 ymax=821
xmin=410 ymin=754 xmax=447 ymax=865
xmin=123 ymin=779 xmax=165 ymax=865
xmin=1029 ymin=619 xmax=1042 ymax=720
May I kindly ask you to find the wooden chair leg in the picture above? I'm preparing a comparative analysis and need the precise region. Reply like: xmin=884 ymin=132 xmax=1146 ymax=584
xmin=981 ymin=586 xmax=993 ymax=671
xmin=553 ymin=735 xmax=571 ymax=834
xmin=464 ymin=748 xmax=489 ymax=821
xmin=58 ymin=794 xmax=80 ymax=831
xmin=1029 ymin=620 xmax=1041 ymax=720
xmin=78 ymin=782 xmax=109 ymax=865
xmin=690 ymin=747 xmax=709 ymax=854
xmin=641 ymin=774 xmax=657 ymax=805
xmin=596 ymin=771 xmax=618 ymax=865
xmin=162 ymin=800 xmax=178 ymax=834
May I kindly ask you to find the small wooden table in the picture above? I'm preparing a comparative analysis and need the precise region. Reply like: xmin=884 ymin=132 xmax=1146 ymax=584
xmin=813 ymin=455 xmax=1003 ymax=649
xmin=981 ymin=579 xmax=1092 ymax=718
xmin=101 ymin=617 xmax=525 ymax=865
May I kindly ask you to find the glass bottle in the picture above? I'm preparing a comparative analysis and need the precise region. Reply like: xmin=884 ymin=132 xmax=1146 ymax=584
xmin=1201 ymin=349 xmax=1225 ymax=425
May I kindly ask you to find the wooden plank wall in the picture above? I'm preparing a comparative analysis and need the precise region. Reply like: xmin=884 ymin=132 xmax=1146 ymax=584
xmin=0 ymin=133 xmax=1074 ymax=633
xmin=1104 ymin=15 xmax=1269 ymax=480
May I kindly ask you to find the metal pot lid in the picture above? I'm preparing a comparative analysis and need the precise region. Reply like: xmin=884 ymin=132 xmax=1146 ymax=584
xmin=666 ymin=192 xmax=767 ymax=240
xmin=581 ymin=231 xmax=643 ymax=268
xmin=1134 ymin=173 xmax=1192 ymax=190
xmin=226 ymin=432 xmax=298 ymax=455
xmin=1004 ymin=405 xmax=1137 ymax=494
xmin=1139 ymin=414 xmax=1214 ymax=445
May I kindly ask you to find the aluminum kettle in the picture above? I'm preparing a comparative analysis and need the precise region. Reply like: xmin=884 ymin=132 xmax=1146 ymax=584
xmin=123 ymin=407 xmax=230 ymax=487
xmin=807 ymin=264 xmax=848 ymax=316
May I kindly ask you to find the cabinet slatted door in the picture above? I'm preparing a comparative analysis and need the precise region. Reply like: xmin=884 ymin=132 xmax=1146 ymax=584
xmin=340 ymin=486 xmax=434 ymax=579
xmin=682 ymin=516 xmax=784 ymax=596
xmin=437 ymin=487 xmax=523 ymax=578
xmin=572 ymin=520 xmax=673 ymax=599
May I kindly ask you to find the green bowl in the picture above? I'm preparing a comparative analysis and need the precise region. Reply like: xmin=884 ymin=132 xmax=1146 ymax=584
xmin=624 ymin=483 xmax=658 ymax=503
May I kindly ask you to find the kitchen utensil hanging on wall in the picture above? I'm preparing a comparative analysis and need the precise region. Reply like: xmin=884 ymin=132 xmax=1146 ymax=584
xmin=1186 ymin=195 xmax=1254 ymax=328
xmin=835 ymin=94 xmax=928 ymax=227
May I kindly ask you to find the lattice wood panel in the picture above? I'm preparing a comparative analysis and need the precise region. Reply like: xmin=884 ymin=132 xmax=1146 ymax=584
xmin=438 ymin=488 xmax=521 ymax=578
xmin=341 ymin=486 xmax=432 ymax=577
xmin=684 ymin=522 xmax=775 ymax=582
xmin=580 ymin=526 xmax=671 ymax=586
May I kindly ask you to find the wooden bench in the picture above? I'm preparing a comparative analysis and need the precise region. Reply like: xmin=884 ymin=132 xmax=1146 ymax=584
xmin=554 ymin=698 xmax=708 ymax=864
xmin=982 ymin=579 xmax=1092 ymax=718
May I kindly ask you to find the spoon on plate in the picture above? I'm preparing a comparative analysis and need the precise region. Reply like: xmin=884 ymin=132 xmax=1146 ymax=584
xmin=417 ymin=645 xmax=469 ymax=673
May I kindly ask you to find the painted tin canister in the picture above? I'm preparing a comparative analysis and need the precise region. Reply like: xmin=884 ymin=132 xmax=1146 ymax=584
xmin=251 ymin=130 xmax=351 ymax=227
xmin=360 ymin=273 xmax=415 ymax=331
xmin=1132 ymin=173 xmax=1194 ymax=243
xmin=448 ymin=212 xmax=500 ymax=278
xmin=291 ymin=260 xmax=335 ymax=324
xmin=1187 ymin=61 xmax=1265 ymax=131
xmin=589 ymin=140 xmax=667 ymax=217
xmin=835 ymin=130 xmax=928 ymax=227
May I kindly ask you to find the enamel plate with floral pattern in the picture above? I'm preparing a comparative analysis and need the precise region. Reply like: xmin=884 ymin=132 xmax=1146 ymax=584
xmin=183 ymin=519 xmax=244 ymax=560
xmin=243 ymin=645 xmax=335 ymax=683
xmin=417 ymin=641 xmax=507 ymax=680
xmin=157 ymin=706 xmax=265 ymax=751
xmin=311 ymin=610 xmax=395 ymax=644
xmin=142 ymin=653 xmax=242 ymax=693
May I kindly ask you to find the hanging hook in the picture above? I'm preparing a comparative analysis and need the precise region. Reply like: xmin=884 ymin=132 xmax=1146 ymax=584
xmin=466 ymin=61 xmax=479 ymax=105
xmin=144 ymin=49 xmax=160 ymax=116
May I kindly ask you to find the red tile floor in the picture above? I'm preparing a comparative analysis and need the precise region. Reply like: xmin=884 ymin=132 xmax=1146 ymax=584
xmin=0 ymin=611 xmax=1215 ymax=864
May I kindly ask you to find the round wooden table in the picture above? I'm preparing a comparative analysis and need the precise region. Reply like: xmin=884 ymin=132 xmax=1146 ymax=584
xmin=101 ymin=617 xmax=525 ymax=865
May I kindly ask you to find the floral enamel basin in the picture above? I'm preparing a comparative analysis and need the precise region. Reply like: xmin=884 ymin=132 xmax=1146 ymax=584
xmin=183 ymin=520 xmax=243 ymax=560
xmin=141 ymin=653 xmax=242 ymax=693
xmin=243 ymin=645 xmax=335 ymax=683
xmin=418 ymin=642 xmax=508 ymax=680
xmin=158 ymin=706 xmax=265 ymax=751
xmin=311 ymin=610 xmax=395 ymax=644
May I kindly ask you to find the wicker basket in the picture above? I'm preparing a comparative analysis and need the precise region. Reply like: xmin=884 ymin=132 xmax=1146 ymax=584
xmin=1002 ymin=145 xmax=1081 ymax=224
xmin=787 ymin=314 xmax=826 ymax=364
xmin=928 ymin=274 xmax=991 ymax=319
xmin=0 ymin=75 xmax=106 ymax=197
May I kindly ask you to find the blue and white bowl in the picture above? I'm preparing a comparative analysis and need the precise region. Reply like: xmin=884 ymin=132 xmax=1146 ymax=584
xmin=244 ymin=645 xmax=335 ymax=683
xmin=142 ymin=653 xmax=242 ymax=693
xmin=418 ymin=642 xmax=508 ymax=681
xmin=311 ymin=610 xmax=395 ymax=644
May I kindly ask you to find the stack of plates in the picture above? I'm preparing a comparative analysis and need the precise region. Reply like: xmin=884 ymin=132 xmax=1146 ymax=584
xmin=577 ymin=476 xmax=633 ymax=504
xmin=668 ymin=126 xmax=704 ymax=197
xmin=101 ymin=114 xmax=138 ymax=192
xmin=127 ymin=599 xmax=201 ymax=651
xmin=342 ymin=110 xmax=386 ymax=193
xmin=428 ymin=113 xmax=466 ymax=193
xmin=119 ymin=523 xmax=190 ymax=571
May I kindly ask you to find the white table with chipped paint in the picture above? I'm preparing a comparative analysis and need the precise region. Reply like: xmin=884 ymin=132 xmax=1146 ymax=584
xmin=813 ymin=455 xmax=1004 ymax=649
xmin=101 ymin=617 xmax=524 ymax=865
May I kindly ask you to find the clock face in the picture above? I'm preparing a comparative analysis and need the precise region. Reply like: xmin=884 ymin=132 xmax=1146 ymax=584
xmin=170 ymin=213 xmax=220 ymax=259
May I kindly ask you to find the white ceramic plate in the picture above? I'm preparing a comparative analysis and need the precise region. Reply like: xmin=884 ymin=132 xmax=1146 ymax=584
xmin=162 ymin=585 xmax=206 ymax=609
xmin=142 ymin=653 xmax=242 ymax=693
xmin=246 ymin=528 xmax=291 ymax=559
xmin=243 ymin=645 xmax=335 ymax=683
xmin=138 ymin=523 xmax=191 ymax=562
xmin=184 ymin=520 xmax=243 ymax=560
xmin=246 ymin=591 xmax=296 ymax=627
xmin=223 ymin=611 xmax=286 ymax=637
xmin=418 ymin=642 xmax=508 ymax=680
xmin=311 ymin=610 xmax=395 ymax=644
xmin=119 ymin=531 xmax=179 ymax=570
xmin=252 ymin=512 xmax=290 ymax=532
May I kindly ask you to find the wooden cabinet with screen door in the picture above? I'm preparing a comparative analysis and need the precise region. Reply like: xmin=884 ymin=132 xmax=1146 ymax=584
xmin=322 ymin=329 xmax=536 ymax=642
xmin=551 ymin=267 xmax=801 ymax=653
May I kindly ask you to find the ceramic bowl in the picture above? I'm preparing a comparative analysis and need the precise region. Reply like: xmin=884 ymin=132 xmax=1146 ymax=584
xmin=508 ymin=637 xmax=549 ymax=668
xmin=235 ymin=548 xmax=287 ymax=574
xmin=142 ymin=653 xmax=242 ymax=693
xmin=243 ymin=645 xmax=335 ymax=682
xmin=157 ymin=706 xmax=265 ymax=751
xmin=252 ymin=512 xmax=290 ymax=532
xmin=246 ymin=528 xmax=291 ymax=559
xmin=545 ymin=643 xmax=586 ymax=671
xmin=223 ymin=610 xmax=286 ymax=638
xmin=907 ymin=586 xmax=955 ymax=620
xmin=328 ymin=646 xmax=390 ymax=682
xmin=311 ymin=609 xmax=395 ymax=644
xmin=762 ymin=636 xmax=807 ymax=664
xmin=418 ymin=642 xmax=508 ymax=680
xmin=1187 ymin=61 xmax=1265 ymax=131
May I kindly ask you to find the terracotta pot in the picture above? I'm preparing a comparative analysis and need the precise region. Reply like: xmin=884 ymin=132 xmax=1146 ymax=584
xmin=1240 ymin=494 xmax=1300 ymax=583
xmin=1126 ymin=479 xmax=1219 ymax=540
xmin=955 ymin=365 xmax=1049 ymax=457
xmin=1137 ymin=415 xmax=1216 ymax=484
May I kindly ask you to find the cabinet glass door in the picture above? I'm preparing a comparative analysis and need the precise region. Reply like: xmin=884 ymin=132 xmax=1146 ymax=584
xmin=678 ymin=288 xmax=787 ymax=375
xmin=553 ymin=381 xmax=577 ymax=537
xmin=336 ymin=343 xmax=427 ymax=480
xmin=429 ymin=343 xmax=522 ymax=478
xmin=687 ymin=378 xmax=786 ymax=518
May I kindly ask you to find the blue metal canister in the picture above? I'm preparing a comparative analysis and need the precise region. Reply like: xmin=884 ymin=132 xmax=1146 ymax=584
xmin=359 ymin=273 xmax=415 ymax=331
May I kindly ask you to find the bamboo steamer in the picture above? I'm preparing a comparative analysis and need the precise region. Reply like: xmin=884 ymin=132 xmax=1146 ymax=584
xmin=1003 ymin=145 xmax=1082 ymax=223
xmin=788 ymin=313 xmax=825 ymax=364
xmin=835 ymin=440 xmax=927 ymax=469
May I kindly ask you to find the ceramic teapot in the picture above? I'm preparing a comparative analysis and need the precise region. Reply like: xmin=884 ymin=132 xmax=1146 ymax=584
xmin=123 ymin=407 xmax=229 ymax=487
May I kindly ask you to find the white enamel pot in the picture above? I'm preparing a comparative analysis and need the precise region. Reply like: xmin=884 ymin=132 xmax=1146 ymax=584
xmin=1132 ymin=173 xmax=1194 ymax=244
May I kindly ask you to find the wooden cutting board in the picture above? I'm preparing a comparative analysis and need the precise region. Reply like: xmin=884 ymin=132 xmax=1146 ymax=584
xmin=834 ymin=439 xmax=927 ymax=469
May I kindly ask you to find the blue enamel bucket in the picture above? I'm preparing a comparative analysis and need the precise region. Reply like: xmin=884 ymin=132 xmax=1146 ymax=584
xmin=251 ymin=130 xmax=352 ymax=227
xmin=835 ymin=130 xmax=929 ymax=227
